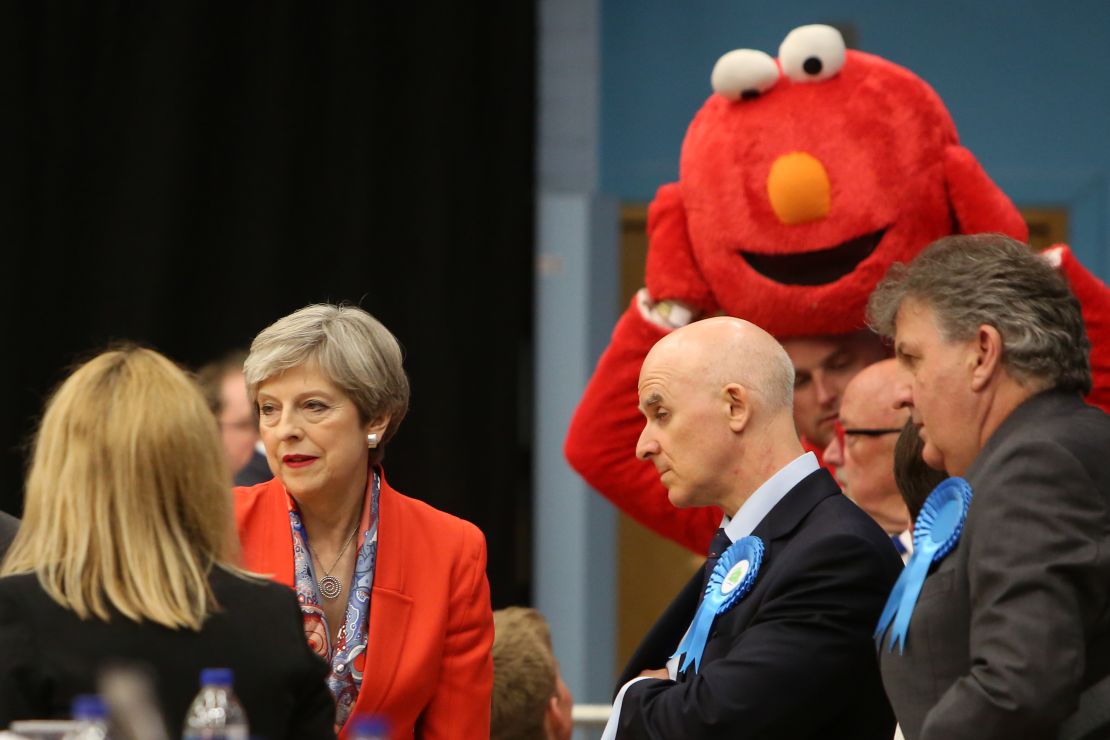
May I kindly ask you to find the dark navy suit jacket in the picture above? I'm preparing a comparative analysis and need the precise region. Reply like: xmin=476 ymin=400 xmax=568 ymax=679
xmin=615 ymin=468 xmax=902 ymax=739
xmin=0 ymin=566 xmax=335 ymax=738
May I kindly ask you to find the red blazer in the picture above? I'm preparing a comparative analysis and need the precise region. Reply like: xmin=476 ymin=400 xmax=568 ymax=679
xmin=234 ymin=472 xmax=494 ymax=739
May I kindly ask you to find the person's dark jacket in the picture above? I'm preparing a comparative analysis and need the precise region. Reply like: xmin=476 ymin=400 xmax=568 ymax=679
xmin=0 ymin=566 xmax=336 ymax=739
xmin=615 ymin=468 xmax=903 ymax=739
xmin=0 ymin=512 xmax=18 ymax=560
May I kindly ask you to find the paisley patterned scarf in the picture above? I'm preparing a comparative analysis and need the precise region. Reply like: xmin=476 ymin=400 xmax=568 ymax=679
xmin=287 ymin=470 xmax=380 ymax=729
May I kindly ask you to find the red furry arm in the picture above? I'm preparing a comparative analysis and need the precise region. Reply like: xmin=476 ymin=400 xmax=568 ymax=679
xmin=564 ymin=299 xmax=720 ymax=554
xmin=1049 ymin=244 xmax=1110 ymax=413
xmin=644 ymin=183 xmax=718 ymax=315
xmin=944 ymin=146 xmax=1028 ymax=240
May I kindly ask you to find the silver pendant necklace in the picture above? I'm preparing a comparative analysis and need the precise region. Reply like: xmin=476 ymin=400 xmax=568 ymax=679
xmin=309 ymin=526 xmax=359 ymax=600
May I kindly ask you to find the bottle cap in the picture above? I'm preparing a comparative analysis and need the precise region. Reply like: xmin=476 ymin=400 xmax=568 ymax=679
xmin=351 ymin=714 xmax=390 ymax=734
xmin=71 ymin=694 xmax=107 ymax=720
xmin=199 ymin=667 xmax=234 ymax=687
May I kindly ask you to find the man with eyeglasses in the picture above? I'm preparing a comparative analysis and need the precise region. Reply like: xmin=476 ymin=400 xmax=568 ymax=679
xmin=782 ymin=332 xmax=890 ymax=454
xmin=823 ymin=358 xmax=912 ymax=559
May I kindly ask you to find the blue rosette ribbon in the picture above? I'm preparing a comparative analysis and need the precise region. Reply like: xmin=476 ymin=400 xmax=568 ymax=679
xmin=875 ymin=476 xmax=973 ymax=653
xmin=672 ymin=535 xmax=764 ymax=674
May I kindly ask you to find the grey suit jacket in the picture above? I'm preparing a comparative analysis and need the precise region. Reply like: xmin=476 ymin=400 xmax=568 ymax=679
xmin=881 ymin=390 xmax=1110 ymax=740
xmin=0 ymin=512 xmax=18 ymax=560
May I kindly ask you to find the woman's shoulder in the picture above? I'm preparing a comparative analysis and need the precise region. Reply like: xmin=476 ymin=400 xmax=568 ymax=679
xmin=0 ymin=571 xmax=37 ymax=590
xmin=208 ymin=565 xmax=296 ymax=607
xmin=232 ymin=478 xmax=287 ymax=529
xmin=384 ymin=482 xmax=485 ymax=547
xmin=205 ymin=568 xmax=310 ymax=653
xmin=0 ymin=573 xmax=64 ymax=628
xmin=0 ymin=572 xmax=48 ymax=604
xmin=233 ymin=477 xmax=284 ymax=505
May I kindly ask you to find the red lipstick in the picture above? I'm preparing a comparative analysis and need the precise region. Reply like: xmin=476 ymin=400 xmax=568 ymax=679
xmin=283 ymin=454 xmax=318 ymax=468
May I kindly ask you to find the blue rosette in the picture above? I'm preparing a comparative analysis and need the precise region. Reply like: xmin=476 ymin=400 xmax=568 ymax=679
xmin=875 ymin=476 xmax=973 ymax=653
xmin=672 ymin=535 xmax=764 ymax=674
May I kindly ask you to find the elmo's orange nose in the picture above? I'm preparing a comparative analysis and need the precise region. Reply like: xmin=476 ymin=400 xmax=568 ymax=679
xmin=767 ymin=152 xmax=831 ymax=225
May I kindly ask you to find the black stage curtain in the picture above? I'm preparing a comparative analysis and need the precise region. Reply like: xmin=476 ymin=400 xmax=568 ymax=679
xmin=0 ymin=2 xmax=535 ymax=607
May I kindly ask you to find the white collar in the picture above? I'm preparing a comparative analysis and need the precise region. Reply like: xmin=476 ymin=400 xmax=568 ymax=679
xmin=721 ymin=452 xmax=819 ymax=543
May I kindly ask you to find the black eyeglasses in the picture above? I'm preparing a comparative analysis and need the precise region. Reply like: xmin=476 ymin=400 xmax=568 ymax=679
xmin=833 ymin=420 xmax=903 ymax=450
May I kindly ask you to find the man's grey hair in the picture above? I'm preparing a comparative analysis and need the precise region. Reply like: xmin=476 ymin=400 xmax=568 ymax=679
xmin=694 ymin=319 xmax=795 ymax=415
xmin=867 ymin=234 xmax=1090 ymax=395
xmin=718 ymin=335 xmax=795 ymax=413
xmin=761 ymin=341 xmax=796 ymax=412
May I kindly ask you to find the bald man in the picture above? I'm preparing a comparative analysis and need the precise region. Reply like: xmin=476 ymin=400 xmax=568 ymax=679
xmin=602 ymin=317 xmax=902 ymax=740
xmin=782 ymin=332 xmax=890 ymax=451
xmin=823 ymin=359 xmax=913 ymax=556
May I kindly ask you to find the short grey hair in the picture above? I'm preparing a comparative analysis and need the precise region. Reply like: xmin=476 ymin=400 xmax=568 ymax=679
xmin=867 ymin=234 xmax=1090 ymax=395
xmin=714 ymin=326 xmax=795 ymax=412
xmin=244 ymin=304 xmax=410 ymax=465
xmin=760 ymin=341 xmax=796 ymax=412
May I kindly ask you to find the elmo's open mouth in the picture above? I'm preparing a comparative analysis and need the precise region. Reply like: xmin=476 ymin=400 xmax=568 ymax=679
xmin=739 ymin=229 xmax=886 ymax=286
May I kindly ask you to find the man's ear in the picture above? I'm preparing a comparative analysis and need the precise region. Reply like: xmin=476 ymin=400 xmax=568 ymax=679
xmin=724 ymin=383 xmax=751 ymax=433
xmin=970 ymin=325 xmax=1004 ymax=392
xmin=544 ymin=694 xmax=572 ymax=740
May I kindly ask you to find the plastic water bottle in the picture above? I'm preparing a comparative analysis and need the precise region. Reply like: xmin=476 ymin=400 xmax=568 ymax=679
xmin=181 ymin=668 xmax=249 ymax=740
xmin=349 ymin=714 xmax=390 ymax=740
xmin=64 ymin=694 xmax=110 ymax=739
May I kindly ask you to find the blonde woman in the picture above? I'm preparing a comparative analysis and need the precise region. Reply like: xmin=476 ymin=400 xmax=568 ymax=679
xmin=0 ymin=346 xmax=335 ymax=738
xmin=235 ymin=304 xmax=494 ymax=738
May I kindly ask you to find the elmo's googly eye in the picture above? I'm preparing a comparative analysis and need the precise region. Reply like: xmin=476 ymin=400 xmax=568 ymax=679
xmin=778 ymin=25 xmax=846 ymax=83
xmin=711 ymin=49 xmax=779 ymax=101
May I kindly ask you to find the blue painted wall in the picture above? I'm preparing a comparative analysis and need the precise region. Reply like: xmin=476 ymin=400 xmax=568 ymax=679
xmin=601 ymin=0 xmax=1110 ymax=275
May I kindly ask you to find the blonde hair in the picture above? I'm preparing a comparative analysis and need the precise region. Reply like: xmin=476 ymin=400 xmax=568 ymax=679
xmin=492 ymin=607 xmax=558 ymax=740
xmin=244 ymin=304 xmax=410 ymax=466
xmin=1 ymin=346 xmax=241 ymax=630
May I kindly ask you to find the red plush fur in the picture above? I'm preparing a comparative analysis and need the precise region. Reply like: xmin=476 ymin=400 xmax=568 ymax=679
xmin=646 ymin=50 xmax=1026 ymax=337
xmin=568 ymin=39 xmax=1110 ymax=554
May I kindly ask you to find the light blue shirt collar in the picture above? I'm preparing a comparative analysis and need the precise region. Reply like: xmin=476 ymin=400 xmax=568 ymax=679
xmin=721 ymin=452 xmax=819 ymax=543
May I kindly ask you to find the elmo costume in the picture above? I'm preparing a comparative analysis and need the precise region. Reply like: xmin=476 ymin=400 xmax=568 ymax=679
xmin=565 ymin=25 xmax=1110 ymax=553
